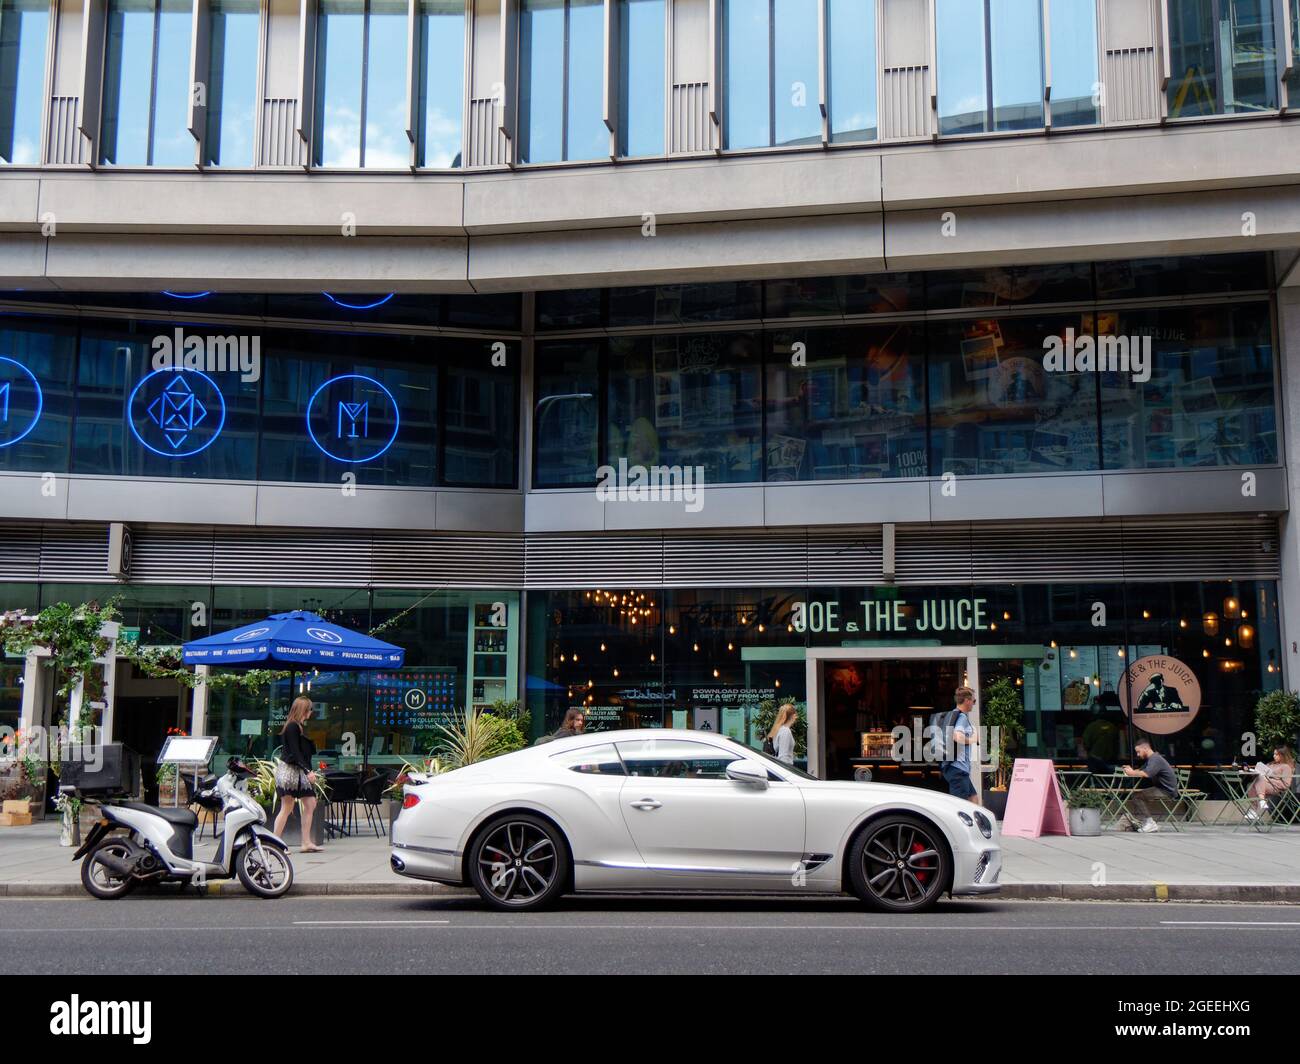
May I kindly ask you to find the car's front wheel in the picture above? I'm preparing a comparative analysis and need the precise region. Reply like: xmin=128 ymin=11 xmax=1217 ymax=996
xmin=467 ymin=814 xmax=569 ymax=912
xmin=848 ymin=815 xmax=950 ymax=913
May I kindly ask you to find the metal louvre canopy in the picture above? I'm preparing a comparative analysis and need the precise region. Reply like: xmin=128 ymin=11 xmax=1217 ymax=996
xmin=0 ymin=516 xmax=1281 ymax=590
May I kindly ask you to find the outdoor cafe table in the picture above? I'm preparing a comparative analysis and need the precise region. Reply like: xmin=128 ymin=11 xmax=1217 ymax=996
xmin=1209 ymin=769 xmax=1269 ymax=832
xmin=1055 ymin=769 xmax=1093 ymax=803
xmin=1085 ymin=772 xmax=1144 ymax=828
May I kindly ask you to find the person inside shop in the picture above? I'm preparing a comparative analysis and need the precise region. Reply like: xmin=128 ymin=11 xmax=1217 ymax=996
xmin=1245 ymin=745 xmax=1296 ymax=822
xmin=273 ymin=696 xmax=323 ymax=853
xmin=1120 ymin=738 xmax=1179 ymax=833
xmin=1079 ymin=706 xmax=1121 ymax=774
xmin=536 ymin=708 xmax=587 ymax=745
xmin=940 ymin=687 xmax=980 ymax=807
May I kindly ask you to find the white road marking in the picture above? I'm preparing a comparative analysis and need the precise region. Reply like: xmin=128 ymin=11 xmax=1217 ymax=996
xmin=1161 ymin=921 xmax=1300 ymax=927
xmin=293 ymin=919 xmax=450 ymax=926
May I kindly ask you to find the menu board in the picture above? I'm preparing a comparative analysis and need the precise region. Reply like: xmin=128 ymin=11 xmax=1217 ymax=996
xmin=371 ymin=669 xmax=458 ymax=731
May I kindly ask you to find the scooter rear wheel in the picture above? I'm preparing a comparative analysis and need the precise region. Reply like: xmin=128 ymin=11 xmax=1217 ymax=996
xmin=81 ymin=836 xmax=138 ymax=900
xmin=235 ymin=840 xmax=294 ymax=898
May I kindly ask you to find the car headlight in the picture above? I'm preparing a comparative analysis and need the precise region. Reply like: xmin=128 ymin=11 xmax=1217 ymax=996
xmin=973 ymin=811 xmax=993 ymax=838
xmin=957 ymin=811 xmax=974 ymax=827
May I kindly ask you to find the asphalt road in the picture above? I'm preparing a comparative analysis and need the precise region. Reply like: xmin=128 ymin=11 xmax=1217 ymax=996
xmin=2 ymin=895 xmax=1299 ymax=974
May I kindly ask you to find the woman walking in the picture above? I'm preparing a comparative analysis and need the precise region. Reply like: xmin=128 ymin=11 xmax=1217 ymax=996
xmin=768 ymin=703 xmax=798 ymax=766
xmin=273 ymin=696 xmax=322 ymax=852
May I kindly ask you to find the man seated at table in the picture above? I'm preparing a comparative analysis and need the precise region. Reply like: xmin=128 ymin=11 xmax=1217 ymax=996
xmin=1120 ymin=738 xmax=1180 ymax=833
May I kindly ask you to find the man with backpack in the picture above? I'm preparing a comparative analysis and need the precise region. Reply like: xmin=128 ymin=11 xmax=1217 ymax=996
xmin=937 ymin=686 xmax=980 ymax=806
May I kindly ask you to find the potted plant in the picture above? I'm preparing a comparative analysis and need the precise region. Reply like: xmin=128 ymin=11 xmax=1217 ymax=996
xmin=54 ymin=791 xmax=82 ymax=847
xmin=1066 ymin=787 xmax=1107 ymax=836
xmin=156 ymin=762 xmax=190 ymax=807
xmin=979 ymin=677 xmax=1026 ymax=820
xmin=1253 ymin=690 xmax=1300 ymax=753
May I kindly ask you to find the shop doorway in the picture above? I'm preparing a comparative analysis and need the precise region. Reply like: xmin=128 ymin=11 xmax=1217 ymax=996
xmin=805 ymin=647 xmax=981 ymax=795
xmin=113 ymin=662 xmax=189 ymax=803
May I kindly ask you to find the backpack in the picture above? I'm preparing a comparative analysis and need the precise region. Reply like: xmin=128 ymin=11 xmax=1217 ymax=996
xmin=762 ymin=736 xmax=777 ymax=756
xmin=927 ymin=710 xmax=961 ymax=768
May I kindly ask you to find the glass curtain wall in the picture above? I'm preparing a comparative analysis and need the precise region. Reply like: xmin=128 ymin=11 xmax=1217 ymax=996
xmin=724 ymin=0 xmax=821 ymax=148
xmin=826 ymin=0 xmax=877 ymax=142
xmin=518 ymin=0 xmax=607 ymax=163
xmin=313 ymin=0 xmax=410 ymax=167
xmin=100 ymin=0 xmax=195 ymax=166
xmin=203 ymin=0 xmax=260 ymax=166
xmin=0 ymin=0 xmax=50 ymax=164
xmin=415 ymin=0 xmax=466 ymax=166
xmin=617 ymin=0 xmax=665 ymax=157
xmin=937 ymin=0 xmax=1045 ymax=134
xmin=1166 ymin=0 xmax=1277 ymax=117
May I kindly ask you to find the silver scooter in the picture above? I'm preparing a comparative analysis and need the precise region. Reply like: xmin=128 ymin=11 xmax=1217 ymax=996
xmin=74 ymin=757 xmax=294 ymax=899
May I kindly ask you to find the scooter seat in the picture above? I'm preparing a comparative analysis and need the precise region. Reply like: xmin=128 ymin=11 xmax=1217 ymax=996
xmin=117 ymin=802 xmax=198 ymax=828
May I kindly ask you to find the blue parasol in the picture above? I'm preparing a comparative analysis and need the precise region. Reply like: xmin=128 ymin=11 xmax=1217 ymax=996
xmin=182 ymin=611 xmax=405 ymax=670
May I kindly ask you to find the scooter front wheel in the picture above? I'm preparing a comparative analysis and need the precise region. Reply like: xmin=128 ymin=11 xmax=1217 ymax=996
xmin=235 ymin=840 xmax=294 ymax=898
xmin=81 ymin=836 xmax=138 ymax=900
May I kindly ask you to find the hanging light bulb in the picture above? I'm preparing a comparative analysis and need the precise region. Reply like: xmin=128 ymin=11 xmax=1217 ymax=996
xmin=712 ymin=669 xmax=719 ymax=678
xmin=693 ymin=643 xmax=700 ymax=652
xmin=600 ymin=643 xmax=606 ymax=653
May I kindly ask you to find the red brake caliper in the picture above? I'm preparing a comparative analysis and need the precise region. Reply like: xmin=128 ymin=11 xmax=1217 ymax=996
xmin=910 ymin=842 xmax=932 ymax=884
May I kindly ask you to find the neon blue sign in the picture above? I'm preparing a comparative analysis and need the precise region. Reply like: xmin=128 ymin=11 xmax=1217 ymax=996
xmin=306 ymin=374 xmax=399 ymax=464
xmin=321 ymin=293 xmax=396 ymax=311
xmin=0 ymin=357 xmax=44 ymax=449
xmin=128 ymin=368 xmax=227 ymax=457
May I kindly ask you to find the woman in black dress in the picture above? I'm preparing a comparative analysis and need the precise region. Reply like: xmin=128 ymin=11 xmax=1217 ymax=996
xmin=273 ymin=696 xmax=322 ymax=852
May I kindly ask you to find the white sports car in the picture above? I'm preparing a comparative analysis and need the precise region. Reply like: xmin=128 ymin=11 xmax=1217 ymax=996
xmin=390 ymin=729 xmax=1000 ymax=913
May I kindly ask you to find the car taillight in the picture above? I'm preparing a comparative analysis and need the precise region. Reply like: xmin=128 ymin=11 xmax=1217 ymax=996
xmin=402 ymin=793 xmax=421 ymax=809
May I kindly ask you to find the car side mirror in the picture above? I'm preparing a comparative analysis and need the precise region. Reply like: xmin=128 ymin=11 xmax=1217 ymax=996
xmin=726 ymin=760 xmax=769 ymax=790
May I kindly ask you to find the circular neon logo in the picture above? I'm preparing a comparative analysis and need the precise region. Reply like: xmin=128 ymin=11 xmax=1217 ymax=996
xmin=306 ymin=628 xmax=344 ymax=644
xmin=232 ymin=627 xmax=270 ymax=642
xmin=404 ymin=689 xmax=427 ymax=711
xmin=128 ymin=368 xmax=226 ymax=458
xmin=306 ymin=374 xmax=400 ymax=464
xmin=0 ymin=357 xmax=44 ymax=450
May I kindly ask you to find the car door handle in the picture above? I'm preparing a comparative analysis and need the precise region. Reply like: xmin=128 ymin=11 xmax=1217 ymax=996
xmin=629 ymin=798 xmax=662 ymax=811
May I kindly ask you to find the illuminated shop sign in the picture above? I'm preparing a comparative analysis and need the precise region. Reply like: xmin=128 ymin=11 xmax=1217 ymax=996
xmin=306 ymin=373 xmax=400 ymax=464
xmin=127 ymin=367 xmax=227 ymax=457
xmin=0 ymin=357 xmax=44 ymax=449
xmin=792 ymin=598 xmax=991 ymax=635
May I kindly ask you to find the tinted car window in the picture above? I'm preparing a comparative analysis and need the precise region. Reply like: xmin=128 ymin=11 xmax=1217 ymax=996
xmin=550 ymin=744 xmax=625 ymax=775
xmin=615 ymin=739 xmax=740 ymax=780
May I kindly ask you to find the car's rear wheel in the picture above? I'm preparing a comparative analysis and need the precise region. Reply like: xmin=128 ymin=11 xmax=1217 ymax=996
xmin=848 ymin=815 xmax=949 ymax=913
xmin=467 ymin=814 xmax=569 ymax=912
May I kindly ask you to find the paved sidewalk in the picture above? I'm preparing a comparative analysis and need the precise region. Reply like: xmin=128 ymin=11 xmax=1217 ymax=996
xmin=3 ymin=820 xmax=1299 ymax=902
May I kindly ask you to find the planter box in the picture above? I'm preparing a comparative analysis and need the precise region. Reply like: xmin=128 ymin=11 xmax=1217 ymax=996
xmin=2 ymin=799 xmax=31 ymax=816
xmin=1068 ymin=807 xmax=1102 ymax=836
xmin=0 ymin=812 xmax=32 ymax=826
xmin=982 ymin=789 xmax=1009 ymax=820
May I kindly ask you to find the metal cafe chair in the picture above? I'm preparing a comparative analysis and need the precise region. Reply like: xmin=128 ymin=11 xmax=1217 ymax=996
xmin=358 ymin=771 xmax=393 ymax=838
xmin=323 ymin=771 xmax=362 ymax=838
xmin=1174 ymin=766 xmax=1208 ymax=826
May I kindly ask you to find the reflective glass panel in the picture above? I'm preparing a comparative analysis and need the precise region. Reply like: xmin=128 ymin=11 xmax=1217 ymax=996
xmin=0 ymin=0 xmax=50 ymax=164
xmin=827 ymin=0 xmax=877 ymax=142
xmin=101 ymin=0 xmax=194 ymax=166
xmin=417 ymin=0 xmax=465 ymax=167
xmin=1048 ymin=0 xmax=1099 ymax=127
xmin=519 ymin=0 xmax=565 ymax=162
xmin=724 ymin=0 xmax=771 ymax=148
xmin=989 ymin=0 xmax=1043 ymax=130
xmin=936 ymin=0 xmax=988 ymax=134
xmin=204 ymin=0 xmax=260 ymax=167
xmin=617 ymin=0 xmax=665 ymax=157
xmin=534 ymin=340 xmax=600 ymax=486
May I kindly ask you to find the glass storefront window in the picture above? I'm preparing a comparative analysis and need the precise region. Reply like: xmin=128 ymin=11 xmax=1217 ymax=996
xmin=440 ymin=339 xmax=519 ymax=488
xmin=766 ymin=324 xmax=926 ymax=481
xmin=608 ymin=282 xmax=764 ymax=328
xmin=1166 ymin=0 xmax=1278 ymax=117
xmin=258 ymin=330 xmax=437 ymax=486
xmin=606 ymin=332 xmax=762 ymax=485
xmin=0 ymin=316 xmax=75 ymax=474
xmin=71 ymin=320 xmax=260 ymax=481
xmin=203 ymin=0 xmax=260 ymax=167
xmin=1099 ymin=302 xmax=1276 ymax=470
xmin=724 ymin=0 xmax=821 ymax=149
xmin=925 ymin=262 xmax=1093 ymax=311
xmin=519 ymin=0 xmax=607 ymax=163
xmin=929 ymin=312 xmax=1100 ymax=476
xmin=100 ymin=0 xmax=195 ymax=166
xmin=827 ymin=0 xmax=877 ymax=143
xmin=617 ymin=0 xmax=666 ymax=157
xmin=763 ymin=274 xmax=924 ymax=318
xmin=1048 ymin=0 xmax=1099 ymax=127
xmin=534 ymin=340 xmax=600 ymax=487
xmin=313 ymin=0 xmax=409 ymax=168
xmin=415 ymin=0 xmax=465 ymax=167
xmin=0 ymin=0 xmax=50 ymax=164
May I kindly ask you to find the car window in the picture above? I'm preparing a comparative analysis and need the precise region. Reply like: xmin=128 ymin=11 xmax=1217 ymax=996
xmin=615 ymin=739 xmax=741 ymax=780
xmin=549 ymin=744 xmax=625 ymax=776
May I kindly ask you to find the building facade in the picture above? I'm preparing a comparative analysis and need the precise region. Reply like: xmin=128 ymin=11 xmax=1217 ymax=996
xmin=2 ymin=0 xmax=1299 ymax=794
